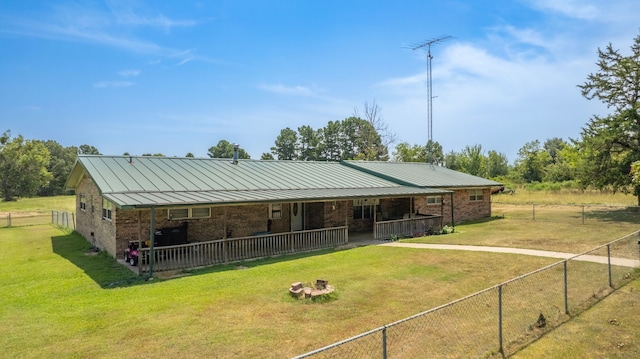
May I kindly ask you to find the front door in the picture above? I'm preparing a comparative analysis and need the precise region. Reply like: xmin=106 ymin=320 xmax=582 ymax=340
xmin=291 ymin=202 xmax=304 ymax=231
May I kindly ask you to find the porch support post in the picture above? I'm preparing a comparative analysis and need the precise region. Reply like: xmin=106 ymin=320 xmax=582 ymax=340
xmin=373 ymin=202 xmax=378 ymax=239
xmin=149 ymin=206 xmax=156 ymax=278
xmin=223 ymin=207 xmax=228 ymax=239
xmin=449 ymin=192 xmax=455 ymax=230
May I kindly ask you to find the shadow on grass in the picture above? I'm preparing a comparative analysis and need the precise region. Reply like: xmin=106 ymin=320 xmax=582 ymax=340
xmin=51 ymin=231 xmax=342 ymax=287
xmin=184 ymin=248 xmax=338 ymax=276
xmin=586 ymin=207 xmax=640 ymax=224
xmin=51 ymin=232 xmax=148 ymax=289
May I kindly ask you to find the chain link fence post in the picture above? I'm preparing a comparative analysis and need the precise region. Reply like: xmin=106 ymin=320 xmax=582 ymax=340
xmin=607 ymin=244 xmax=612 ymax=288
xmin=498 ymin=285 xmax=504 ymax=356
xmin=382 ymin=325 xmax=387 ymax=359
xmin=532 ymin=204 xmax=535 ymax=221
xmin=563 ymin=260 xmax=569 ymax=315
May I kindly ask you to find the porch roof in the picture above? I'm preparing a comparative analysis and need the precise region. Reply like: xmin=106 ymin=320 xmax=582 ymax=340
xmin=104 ymin=187 xmax=450 ymax=209
xmin=66 ymin=155 xmax=451 ymax=209
xmin=342 ymin=161 xmax=502 ymax=188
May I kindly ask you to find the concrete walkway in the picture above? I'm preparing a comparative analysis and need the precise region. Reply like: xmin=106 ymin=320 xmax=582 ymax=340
xmin=379 ymin=242 xmax=639 ymax=268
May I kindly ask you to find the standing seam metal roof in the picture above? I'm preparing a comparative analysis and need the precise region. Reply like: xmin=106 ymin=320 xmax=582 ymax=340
xmin=342 ymin=161 xmax=502 ymax=188
xmin=65 ymin=155 xmax=452 ymax=208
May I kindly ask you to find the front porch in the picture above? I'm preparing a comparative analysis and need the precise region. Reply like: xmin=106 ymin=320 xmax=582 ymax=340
xmin=130 ymin=213 xmax=446 ymax=274
xmin=136 ymin=226 xmax=348 ymax=274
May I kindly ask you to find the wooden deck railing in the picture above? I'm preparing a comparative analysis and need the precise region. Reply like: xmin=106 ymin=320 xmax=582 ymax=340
xmin=374 ymin=215 xmax=442 ymax=240
xmin=137 ymin=226 xmax=348 ymax=274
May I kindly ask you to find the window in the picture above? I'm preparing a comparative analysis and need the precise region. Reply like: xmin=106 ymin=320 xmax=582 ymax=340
xmin=353 ymin=198 xmax=379 ymax=220
xmin=80 ymin=194 xmax=87 ymax=211
xmin=469 ymin=189 xmax=484 ymax=202
xmin=102 ymin=198 xmax=113 ymax=221
xmin=269 ymin=203 xmax=282 ymax=219
xmin=426 ymin=196 xmax=441 ymax=205
xmin=168 ymin=207 xmax=211 ymax=220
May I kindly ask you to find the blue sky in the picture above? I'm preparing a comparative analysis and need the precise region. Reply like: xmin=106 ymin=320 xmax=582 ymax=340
xmin=0 ymin=1 xmax=638 ymax=163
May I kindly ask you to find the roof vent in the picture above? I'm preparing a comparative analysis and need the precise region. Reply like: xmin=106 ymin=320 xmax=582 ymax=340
xmin=232 ymin=143 xmax=239 ymax=165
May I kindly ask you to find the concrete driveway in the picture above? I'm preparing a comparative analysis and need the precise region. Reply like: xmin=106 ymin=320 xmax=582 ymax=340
xmin=379 ymin=242 xmax=639 ymax=268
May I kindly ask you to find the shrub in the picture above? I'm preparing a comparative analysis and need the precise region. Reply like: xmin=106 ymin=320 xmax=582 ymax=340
xmin=439 ymin=225 xmax=454 ymax=235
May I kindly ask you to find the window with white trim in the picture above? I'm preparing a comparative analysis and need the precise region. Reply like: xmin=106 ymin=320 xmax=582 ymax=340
xmin=353 ymin=198 xmax=380 ymax=220
xmin=269 ymin=203 xmax=282 ymax=219
xmin=469 ymin=189 xmax=484 ymax=202
xmin=102 ymin=198 xmax=113 ymax=221
xmin=168 ymin=207 xmax=211 ymax=220
xmin=80 ymin=194 xmax=87 ymax=211
xmin=426 ymin=196 xmax=441 ymax=205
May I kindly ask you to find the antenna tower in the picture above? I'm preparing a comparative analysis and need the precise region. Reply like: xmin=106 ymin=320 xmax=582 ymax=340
xmin=411 ymin=35 xmax=451 ymax=163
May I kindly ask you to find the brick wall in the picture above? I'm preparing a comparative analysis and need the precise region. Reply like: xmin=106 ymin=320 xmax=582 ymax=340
xmin=75 ymin=174 xmax=493 ymax=259
xmin=76 ymin=175 xmax=117 ymax=256
xmin=439 ymin=188 xmax=492 ymax=224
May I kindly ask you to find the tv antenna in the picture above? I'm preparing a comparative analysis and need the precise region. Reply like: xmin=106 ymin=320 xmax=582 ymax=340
xmin=410 ymin=35 xmax=452 ymax=163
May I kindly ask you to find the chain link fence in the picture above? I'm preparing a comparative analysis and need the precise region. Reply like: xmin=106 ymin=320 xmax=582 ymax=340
xmin=493 ymin=203 xmax=640 ymax=224
xmin=294 ymin=232 xmax=640 ymax=358
xmin=51 ymin=210 xmax=75 ymax=230
xmin=1 ymin=210 xmax=75 ymax=230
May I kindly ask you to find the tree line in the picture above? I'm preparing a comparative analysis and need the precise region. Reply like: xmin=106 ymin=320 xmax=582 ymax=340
xmin=2 ymin=33 xmax=639 ymax=203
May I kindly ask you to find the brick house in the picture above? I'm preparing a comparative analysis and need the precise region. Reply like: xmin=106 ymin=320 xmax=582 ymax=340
xmin=65 ymin=155 xmax=500 ymax=272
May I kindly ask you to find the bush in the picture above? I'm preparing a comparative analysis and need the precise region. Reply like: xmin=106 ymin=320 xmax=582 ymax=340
xmin=439 ymin=225 xmax=454 ymax=235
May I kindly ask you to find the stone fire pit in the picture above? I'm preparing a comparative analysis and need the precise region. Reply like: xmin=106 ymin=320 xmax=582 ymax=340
xmin=289 ymin=279 xmax=334 ymax=299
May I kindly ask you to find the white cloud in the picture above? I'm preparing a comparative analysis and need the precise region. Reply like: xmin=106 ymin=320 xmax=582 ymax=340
xmin=528 ymin=0 xmax=599 ymax=20
xmin=118 ymin=69 xmax=141 ymax=77
xmin=257 ymin=84 xmax=318 ymax=96
xmin=106 ymin=0 xmax=199 ymax=29
xmin=176 ymin=57 xmax=194 ymax=66
xmin=93 ymin=81 xmax=135 ymax=88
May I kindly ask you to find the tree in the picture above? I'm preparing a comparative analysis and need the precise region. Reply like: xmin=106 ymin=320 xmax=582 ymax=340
xmin=271 ymin=127 xmax=298 ymax=160
xmin=39 ymin=140 xmax=78 ymax=196
xmin=297 ymin=125 xmax=320 ymax=161
xmin=458 ymin=144 xmax=487 ymax=177
xmin=393 ymin=142 xmax=428 ymax=162
xmin=543 ymin=137 xmax=566 ymax=164
xmin=444 ymin=150 xmax=461 ymax=171
xmin=577 ymin=33 xmax=640 ymax=203
xmin=317 ymin=120 xmax=343 ymax=161
xmin=0 ymin=131 xmax=52 ymax=201
xmin=207 ymin=140 xmax=250 ymax=159
xmin=342 ymin=117 xmax=387 ymax=161
xmin=425 ymin=140 xmax=444 ymax=165
xmin=79 ymin=144 xmax=100 ymax=155
xmin=486 ymin=150 xmax=509 ymax=178
xmin=543 ymin=141 xmax=577 ymax=183
xmin=392 ymin=140 xmax=443 ymax=164
xmin=514 ymin=140 xmax=550 ymax=183
xmin=260 ymin=153 xmax=274 ymax=160
xmin=353 ymin=100 xmax=397 ymax=156
xmin=185 ymin=152 xmax=195 ymax=157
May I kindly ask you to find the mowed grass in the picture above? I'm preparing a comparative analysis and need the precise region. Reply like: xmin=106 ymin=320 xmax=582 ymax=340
xmin=492 ymin=188 xmax=637 ymax=206
xmin=512 ymin=277 xmax=640 ymax=359
xmin=0 ymin=195 xmax=75 ymax=214
xmin=1 ymin=192 xmax=639 ymax=358
xmin=2 ymin=225 xmax=559 ymax=358
xmin=407 ymin=190 xmax=640 ymax=254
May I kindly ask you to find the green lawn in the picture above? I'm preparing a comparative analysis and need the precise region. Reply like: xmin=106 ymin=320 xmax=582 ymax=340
xmin=512 ymin=278 xmax=640 ymax=359
xmin=0 ymin=195 xmax=75 ymax=213
xmin=1 ymin=192 xmax=639 ymax=358
xmin=1 ymin=225 xmax=560 ymax=358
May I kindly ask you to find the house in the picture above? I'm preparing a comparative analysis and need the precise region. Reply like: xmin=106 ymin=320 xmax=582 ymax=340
xmin=64 ymin=154 xmax=500 ymax=273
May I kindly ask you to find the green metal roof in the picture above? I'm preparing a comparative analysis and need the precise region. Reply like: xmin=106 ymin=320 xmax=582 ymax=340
xmin=66 ymin=156 xmax=451 ymax=208
xmin=342 ymin=161 xmax=502 ymax=188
